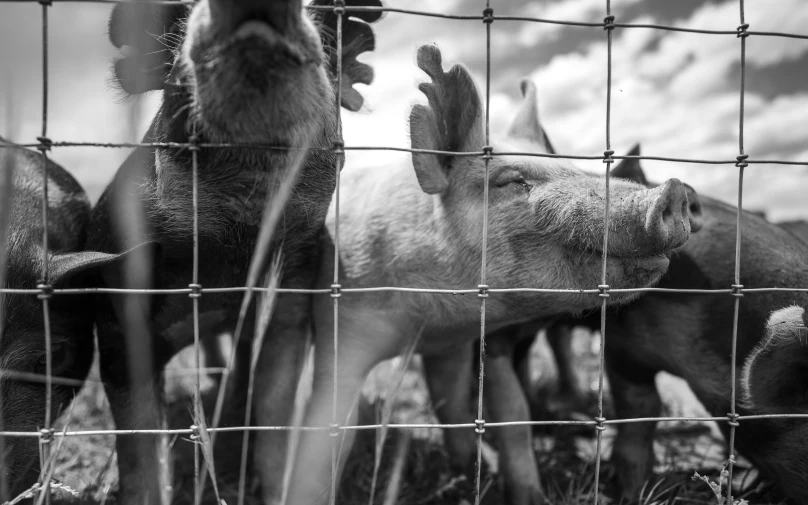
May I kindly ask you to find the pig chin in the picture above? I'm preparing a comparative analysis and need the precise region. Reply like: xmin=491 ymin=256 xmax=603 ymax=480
xmin=569 ymin=251 xmax=669 ymax=300
xmin=189 ymin=29 xmax=329 ymax=144
xmin=605 ymin=254 xmax=670 ymax=292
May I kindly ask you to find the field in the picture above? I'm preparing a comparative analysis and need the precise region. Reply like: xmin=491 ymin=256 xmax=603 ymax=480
xmin=20 ymin=327 xmax=785 ymax=505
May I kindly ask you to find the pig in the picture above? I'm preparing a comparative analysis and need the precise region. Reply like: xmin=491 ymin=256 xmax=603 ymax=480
xmin=502 ymin=156 xmax=808 ymax=503
xmin=777 ymin=219 xmax=808 ymax=244
xmin=0 ymin=138 xmax=142 ymax=498
xmin=86 ymin=1 xmax=381 ymax=503
xmin=285 ymin=44 xmax=693 ymax=505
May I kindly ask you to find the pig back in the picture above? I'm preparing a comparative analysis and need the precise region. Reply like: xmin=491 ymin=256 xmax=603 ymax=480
xmin=2 ymin=141 xmax=90 ymax=253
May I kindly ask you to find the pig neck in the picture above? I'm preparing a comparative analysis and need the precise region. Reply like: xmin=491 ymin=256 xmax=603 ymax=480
xmin=334 ymin=164 xmax=494 ymax=330
xmin=148 ymin=100 xmax=337 ymax=242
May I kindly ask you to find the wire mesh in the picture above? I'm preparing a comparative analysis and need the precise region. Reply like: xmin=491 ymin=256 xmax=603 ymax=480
xmin=0 ymin=1 xmax=806 ymax=505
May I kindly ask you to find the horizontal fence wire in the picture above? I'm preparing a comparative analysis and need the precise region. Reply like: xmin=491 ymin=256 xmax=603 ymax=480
xmin=0 ymin=1 xmax=806 ymax=505
xmin=3 ymin=413 xmax=808 ymax=439
xmin=2 ymin=142 xmax=808 ymax=166
xmin=0 ymin=0 xmax=805 ymax=39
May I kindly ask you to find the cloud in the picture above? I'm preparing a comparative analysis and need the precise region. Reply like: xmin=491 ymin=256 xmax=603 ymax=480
xmin=1 ymin=0 xmax=804 ymax=220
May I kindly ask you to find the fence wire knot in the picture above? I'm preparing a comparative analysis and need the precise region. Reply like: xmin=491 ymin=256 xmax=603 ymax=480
xmin=598 ymin=284 xmax=610 ymax=298
xmin=36 ymin=136 xmax=52 ymax=152
xmin=330 ymin=283 xmax=342 ymax=298
xmin=482 ymin=8 xmax=494 ymax=24
xmin=329 ymin=423 xmax=341 ymax=437
xmin=594 ymin=416 xmax=606 ymax=432
xmin=37 ymin=0 xmax=52 ymax=6
xmin=332 ymin=0 xmax=346 ymax=15
xmin=478 ymin=285 xmax=489 ymax=298
xmin=735 ymin=154 xmax=749 ymax=168
xmin=474 ymin=418 xmax=486 ymax=434
xmin=190 ymin=424 xmax=200 ymax=441
xmin=188 ymin=283 xmax=202 ymax=299
xmin=187 ymin=135 xmax=200 ymax=153
xmin=36 ymin=282 xmax=53 ymax=300
xmin=332 ymin=140 xmax=345 ymax=156
xmin=726 ymin=413 xmax=740 ymax=427
xmin=602 ymin=150 xmax=615 ymax=164
xmin=736 ymin=23 xmax=750 ymax=38
xmin=603 ymin=15 xmax=616 ymax=30
xmin=39 ymin=428 xmax=54 ymax=444
xmin=731 ymin=284 xmax=744 ymax=297
xmin=481 ymin=145 xmax=494 ymax=160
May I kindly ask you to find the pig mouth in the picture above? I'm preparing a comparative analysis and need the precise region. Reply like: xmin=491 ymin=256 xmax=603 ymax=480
xmin=571 ymin=246 xmax=671 ymax=277
xmin=225 ymin=19 xmax=320 ymax=67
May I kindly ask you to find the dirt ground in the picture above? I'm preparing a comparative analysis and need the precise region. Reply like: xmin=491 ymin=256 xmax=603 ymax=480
xmin=28 ymin=328 xmax=787 ymax=505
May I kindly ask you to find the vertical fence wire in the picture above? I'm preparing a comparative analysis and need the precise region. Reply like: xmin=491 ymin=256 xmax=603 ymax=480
xmin=330 ymin=5 xmax=345 ymax=505
xmin=474 ymin=2 xmax=493 ymax=505
xmin=592 ymin=1 xmax=614 ymax=504
xmin=190 ymin=130 xmax=202 ymax=505
xmin=726 ymin=0 xmax=748 ymax=502
xmin=36 ymin=2 xmax=53 ymax=504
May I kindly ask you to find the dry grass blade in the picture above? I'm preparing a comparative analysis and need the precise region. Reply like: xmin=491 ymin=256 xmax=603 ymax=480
xmin=235 ymin=253 xmax=283 ymax=505
xmin=279 ymin=337 xmax=315 ymax=505
xmin=34 ymin=425 xmax=68 ymax=505
xmin=381 ymin=430 xmax=412 ymax=505
xmin=192 ymin=399 xmax=224 ymax=505
xmin=368 ymin=324 xmax=424 ymax=505
xmin=209 ymin=141 xmax=310 ymax=435
xmin=201 ymin=134 xmax=311 ymax=498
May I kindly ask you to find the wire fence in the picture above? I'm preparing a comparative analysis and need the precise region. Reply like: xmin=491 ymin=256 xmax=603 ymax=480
xmin=0 ymin=1 xmax=807 ymax=505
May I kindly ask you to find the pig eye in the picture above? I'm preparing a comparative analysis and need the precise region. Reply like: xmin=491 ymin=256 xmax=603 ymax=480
xmin=500 ymin=175 xmax=531 ymax=192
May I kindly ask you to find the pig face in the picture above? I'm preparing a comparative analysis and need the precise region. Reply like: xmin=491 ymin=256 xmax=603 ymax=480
xmin=408 ymin=45 xmax=691 ymax=315
xmin=111 ymin=0 xmax=377 ymax=145
xmin=740 ymin=305 xmax=808 ymax=502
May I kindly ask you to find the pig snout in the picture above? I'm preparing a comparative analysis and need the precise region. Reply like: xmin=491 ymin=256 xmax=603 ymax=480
xmin=643 ymin=178 xmax=691 ymax=252
xmin=208 ymin=0 xmax=303 ymax=39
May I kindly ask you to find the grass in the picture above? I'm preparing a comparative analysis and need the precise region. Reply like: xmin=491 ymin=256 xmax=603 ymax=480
xmin=23 ymin=328 xmax=788 ymax=505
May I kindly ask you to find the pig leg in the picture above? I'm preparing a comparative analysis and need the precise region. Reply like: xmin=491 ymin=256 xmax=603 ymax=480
xmin=422 ymin=346 xmax=477 ymax=476
xmin=547 ymin=324 xmax=590 ymax=412
xmin=97 ymin=321 xmax=173 ymax=505
xmin=485 ymin=335 xmax=545 ymax=505
xmin=252 ymin=293 xmax=311 ymax=505
xmin=286 ymin=306 xmax=394 ymax=505
xmin=605 ymin=350 xmax=660 ymax=502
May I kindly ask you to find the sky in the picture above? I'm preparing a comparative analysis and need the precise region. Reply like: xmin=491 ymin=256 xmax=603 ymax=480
xmin=1 ymin=0 xmax=807 ymax=220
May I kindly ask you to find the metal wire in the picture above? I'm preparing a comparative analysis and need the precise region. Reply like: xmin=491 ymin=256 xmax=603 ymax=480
xmin=35 ymin=2 xmax=53 ymax=504
xmin=3 ymin=141 xmax=808 ymax=166
xmin=473 ymin=3 xmax=493 ymax=504
xmin=592 ymin=3 xmax=613 ymax=503
xmin=1 ymin=2 xmax=806 ymax=505
xmin=330 ymin=5 xmax=345 ymax=505
xmin=725 ymin=1 xmax=748 ymax=502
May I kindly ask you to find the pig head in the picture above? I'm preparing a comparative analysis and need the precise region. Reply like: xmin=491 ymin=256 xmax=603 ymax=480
xmin=406 ymin=45 xmax=691 ymax=321
xmin=88 ymin=1 xmax=380 ymax=503
xmin=0 ymin=140 xmax=144 ymax=498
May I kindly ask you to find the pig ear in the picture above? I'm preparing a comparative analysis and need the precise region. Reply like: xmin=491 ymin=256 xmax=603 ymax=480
xmin=108 ymin=2 xmax=189 ymax=95
xmin=48 ymin=241 xmax=160 ymax=289
xmin=507 ymin=79 xmax=554 ymax=153
xmin=313 ymin=0 xmax=383 ymax=111
xmin=409 ymin=44 xmax=485 ymax=195
xmin=610 ymin=144 xmax=648 ymax=186
xmin=742 ymin=305 xmax=808 ymax=412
